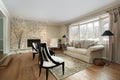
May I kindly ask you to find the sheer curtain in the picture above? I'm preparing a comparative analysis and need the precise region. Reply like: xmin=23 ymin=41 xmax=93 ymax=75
xmin=108 ymin=6 xmax=120 ymax=63
xmin=69 ymin=25 xmax=79 ymax=42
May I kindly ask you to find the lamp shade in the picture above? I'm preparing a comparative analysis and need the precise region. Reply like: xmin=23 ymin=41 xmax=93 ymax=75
xmin=62 ymin=35 xmax=67 ymax=38
xmin=102 ymin=30 xmax=114 ymax=36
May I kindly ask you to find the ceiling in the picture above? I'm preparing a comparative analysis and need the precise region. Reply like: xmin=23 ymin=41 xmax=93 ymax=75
xmin=2 ymin=0 xmax=120 ymax=25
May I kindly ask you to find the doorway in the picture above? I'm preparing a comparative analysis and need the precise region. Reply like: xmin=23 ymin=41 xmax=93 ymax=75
xmin=0 ymin=11 xmax=4 ymax=59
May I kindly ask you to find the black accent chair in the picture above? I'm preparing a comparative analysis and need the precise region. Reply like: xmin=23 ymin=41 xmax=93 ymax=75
xmin=32 ymin=43 xmax=55 ymax=60
xmin=27 ymin=39 xmax=40 ymax=60
xmin=32 ymin=42 xmax=38 ymax=60
xmin=37 ymin=43 xmax=64 ymax=80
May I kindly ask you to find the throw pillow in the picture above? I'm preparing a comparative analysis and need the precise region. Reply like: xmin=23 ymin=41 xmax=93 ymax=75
xmin=70 ymin=41 xmax=73 ymax=47
xmin=74 ymin=43 xmax=78 ymax=48
xmin=72 ymin=41 xmax=75 ymax=47
xmin=87 ymin=41 xmax=98 ymax=48
xmin=67 ymin=43 xmax=70 ymax=47
xmin=77 ymin=42 xmax=81 ymax=48
xmin=74 ymin=42 xmax=81 ymax=48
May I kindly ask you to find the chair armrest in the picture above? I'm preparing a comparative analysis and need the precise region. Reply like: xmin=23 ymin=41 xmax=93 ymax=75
xmin=88 ymin=45 xmax=104 ymax=52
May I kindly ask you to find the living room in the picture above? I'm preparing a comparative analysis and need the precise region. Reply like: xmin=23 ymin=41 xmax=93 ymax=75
xmin=0 ymin=0 xmax=120 ymax=80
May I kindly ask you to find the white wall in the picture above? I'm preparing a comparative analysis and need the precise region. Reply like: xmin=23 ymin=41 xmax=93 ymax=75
xmin=46 ymin=26 xmax=61 ymax=44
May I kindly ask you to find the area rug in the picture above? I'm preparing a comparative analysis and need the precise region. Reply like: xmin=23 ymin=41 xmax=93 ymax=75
xmin=50 ymin=54 xmax=90 ymax=80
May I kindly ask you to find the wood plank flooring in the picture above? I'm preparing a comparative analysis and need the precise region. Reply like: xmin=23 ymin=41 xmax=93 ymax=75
xmin=0 ymin=52 xmax=120 ymax=80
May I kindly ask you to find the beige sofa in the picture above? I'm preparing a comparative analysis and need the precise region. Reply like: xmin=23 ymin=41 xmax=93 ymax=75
xmin=64 ymin=40 xmax=104 ymax=63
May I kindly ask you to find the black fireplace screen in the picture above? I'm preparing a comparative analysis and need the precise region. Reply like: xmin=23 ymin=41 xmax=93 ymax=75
xmin=27 ymin=39 xmax=40 ymax=47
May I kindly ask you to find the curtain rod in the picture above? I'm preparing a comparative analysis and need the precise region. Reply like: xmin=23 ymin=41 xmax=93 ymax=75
xmin=106 ymin=4 xmax=120 ymax=12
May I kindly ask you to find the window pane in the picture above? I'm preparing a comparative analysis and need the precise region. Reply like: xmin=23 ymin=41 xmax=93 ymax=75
xmin=79 ymin=22 xmax=99 ymax=40
xmin=93 ymin=21 xmax=99 ymax=39
xmin=69 ymin=26 xmax=79 ymax=42
xmin=79 ymin=24 xmax=87 ymax=40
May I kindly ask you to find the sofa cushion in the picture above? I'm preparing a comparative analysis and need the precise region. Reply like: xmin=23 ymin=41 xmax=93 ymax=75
xmin=88 ymin=45 xmax=104 ymax=52
xmin=67 ymin=47 xmax=75 ymax=52
xmin=67 ymin=47 xmax=88 ymax=55
xmin=83 ymin=40 xmax=94 ymax=48
xmin=80 ymin=40 xmax=98 ymax=49
xmin=73 ymin=48 xmax=88 ymax=55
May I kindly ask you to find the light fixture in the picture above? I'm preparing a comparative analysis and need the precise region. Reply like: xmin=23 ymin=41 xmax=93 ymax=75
xmin=101 ymin=30 xmax=114 ymax=65
xmin=102 ymin=30 xmax=114 ymax=36
xmin=62 ymin=35 xmax=67 ymax=38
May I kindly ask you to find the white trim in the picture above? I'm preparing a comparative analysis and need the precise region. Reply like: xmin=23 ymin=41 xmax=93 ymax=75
xmin=0 ymin=0 xmax=10 ymax=54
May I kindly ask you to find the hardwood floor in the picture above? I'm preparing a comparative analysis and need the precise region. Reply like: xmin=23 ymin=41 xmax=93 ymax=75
xmin=63 ymin=63 xmax=120 ymax=80
xmin=0 ymin=52 xmax=120 ymax=80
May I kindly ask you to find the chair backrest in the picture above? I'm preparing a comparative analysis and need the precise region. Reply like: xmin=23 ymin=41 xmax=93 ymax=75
xmin=32 ymin=42 xmax=37 ymax=50
xmin=38 ymin=43 xmax=59 ymax=65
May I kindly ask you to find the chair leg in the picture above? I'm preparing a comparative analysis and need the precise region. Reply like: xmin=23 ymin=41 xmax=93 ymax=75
xmin=46 ymin=69 xmax=49 ymax=80
xmin=39 ymin=65 xmax=42 ymax=76
xmin=62 ymin=62 xmax=64 ymax=75
xmin=33 ymin=53 xmax=35 ymax=60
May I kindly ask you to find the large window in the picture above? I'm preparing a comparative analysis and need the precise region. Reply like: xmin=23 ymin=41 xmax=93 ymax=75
xmin=69 ymin=26 xmax=79 ymax=41
xmin=69 ymin=14 xmax=110 ymax=42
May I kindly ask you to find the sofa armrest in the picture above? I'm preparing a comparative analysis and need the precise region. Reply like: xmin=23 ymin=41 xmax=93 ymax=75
xmin=88 ymin=45 xmax=104 ymax=52
xmin=87 ymin=45 xmax=104 ymax=63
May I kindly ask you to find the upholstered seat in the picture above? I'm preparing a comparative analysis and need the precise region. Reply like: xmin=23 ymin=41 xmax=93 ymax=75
xmin=42 ymin=61 xmax=56 ymax=67
xmin=51 ymin=56 xmax=64 ymax=63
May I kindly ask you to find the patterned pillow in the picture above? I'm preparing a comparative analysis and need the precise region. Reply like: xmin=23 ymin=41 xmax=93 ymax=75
xmin=67 ymin=42 xmax=73 ymax=47
xmin=74 ymin=42 xmax=81 ymax=48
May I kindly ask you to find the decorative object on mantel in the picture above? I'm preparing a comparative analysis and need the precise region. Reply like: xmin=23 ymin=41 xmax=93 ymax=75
xmin=101 ymin=30 xmax=114 ymax=65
